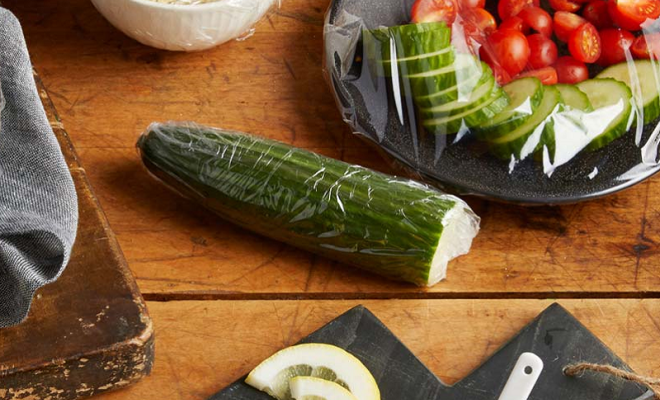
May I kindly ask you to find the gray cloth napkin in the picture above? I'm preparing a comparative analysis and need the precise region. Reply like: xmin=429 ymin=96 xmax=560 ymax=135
xmin=0 ymin=8 xmax=78 ymax=328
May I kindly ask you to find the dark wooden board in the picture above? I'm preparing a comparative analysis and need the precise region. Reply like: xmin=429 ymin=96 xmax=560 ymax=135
xmin=210 ymin=305 xmax=652 ymax=400
xmin=0 ymin=74 xmax=154 ymax=399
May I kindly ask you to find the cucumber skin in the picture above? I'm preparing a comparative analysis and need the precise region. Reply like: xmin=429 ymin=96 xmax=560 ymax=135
xmin=489 ymin=86 xmax=563 ymax=160
xmin=474 ymin=77 xmax=545 ymax=141
xmin=577 ymin=78 xmax=634 ymax=150
xmin=597 ymin=60 xmax=660 ymax=125
xmin=138 ymin=122 xmax=470 ymax=286
xmin=423 ymin=87 xmax=510 ymax=135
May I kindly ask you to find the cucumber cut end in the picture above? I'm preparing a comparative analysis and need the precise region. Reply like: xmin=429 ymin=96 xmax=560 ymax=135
xmin=427 ymin=201 xmax=480 ymax=286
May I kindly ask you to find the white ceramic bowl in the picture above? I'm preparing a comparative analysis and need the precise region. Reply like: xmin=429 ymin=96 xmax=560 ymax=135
xmin=91 ymin=0 xmax=277 ymax=51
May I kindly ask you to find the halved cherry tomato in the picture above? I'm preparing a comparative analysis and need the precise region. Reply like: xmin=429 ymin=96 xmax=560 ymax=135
xmin=554 ymin=56 xmax=590 ymax=83
xmin=569 ymin=22 xmax=601 ymax=63
xmin=596 ymin=28 xmax=634 ymax=65
xmin=527 ymin=33 xmax=559 ymax=68
xmin=518 ymin=6 xmax=554 ymax=37
xmin=481 ymin=29 xmax=531 ymax=76
xmin=582 ymin=1 xmax=614 ymax=29
xmin=458 ymin=0 xmax=485 ymax=8
xmin=500 ymin=16 xmax=526 ymax=32
xmin=518 ymin=66 xmax=559 ymax=84
xmin=608 ymin=0 xmax=660 ymax=31
xmin=549 ymin=0 xmax=581 ymax=13
xmin=631 ymin=33 xmax=660 ymax=59
xmin=498 ymin=0 xmax=540 ymax=21
xmin=460 ymin=8 xmax=498 ymax=35
xmin=554 ymin=11 xmax=588 ymax=42
xmin=412 ymin=0 xmax=458 ymax=24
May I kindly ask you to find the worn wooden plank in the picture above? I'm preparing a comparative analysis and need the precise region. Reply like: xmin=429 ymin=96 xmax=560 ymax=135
xmin=0 ymin=76 xmax=154 ymax=400
xmin=90 ymin=299 xmax=660 ymax=400
xmin=4 ymin=0 xmax=659 ymax=298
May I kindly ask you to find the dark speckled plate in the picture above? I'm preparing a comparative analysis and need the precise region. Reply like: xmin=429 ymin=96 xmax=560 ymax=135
xmin=323 ymin=0 xmax=660 ymax=205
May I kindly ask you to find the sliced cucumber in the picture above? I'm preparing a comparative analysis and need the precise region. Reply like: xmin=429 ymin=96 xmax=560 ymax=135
xmin=382 ymin=47 xmax=455 ymax=76
xmin=423 ymin=87 xmax=510 ymax=135
xmin=474 ymin=77 xmax=545 ymax=140
xmin=489 ymin=85 xmax=563 ymax=160
xmin=541 ymin=85 xmax=592 ymax=163
xmin=597 ymin=60 xmax=660 ymax=125
xmin=414 ymin=71 xmax=486 ymax=108
xmin=555 ymin=84 xmax=593 ymax=112
xmin=418 ymin=75 xmax=496 ymax=119
xmin=576 ymin=78 xmax=634 ymax=150
xmin=386 ymin=22 xmax=452 ymax=59
xmin=407 ymin=55 xmax=485 ymax=98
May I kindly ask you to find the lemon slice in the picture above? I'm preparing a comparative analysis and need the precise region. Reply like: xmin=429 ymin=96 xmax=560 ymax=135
xmin=245 ymin=343 xmax=380 ymax=400
xmin=290 ymin=377 xmax=359 ymax=400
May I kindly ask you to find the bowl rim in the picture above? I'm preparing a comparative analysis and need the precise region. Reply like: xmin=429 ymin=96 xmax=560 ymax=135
xmin=125 ymin=0 xmax=250 ymax=10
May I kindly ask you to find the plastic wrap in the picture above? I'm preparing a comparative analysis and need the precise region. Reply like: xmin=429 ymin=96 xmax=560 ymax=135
xmin=137 ymin=122 xmax=480 ymax=286
xmin=91 ymin=0 xmax=280 ymax=52
xmin=324 ymin=0 xmax=660 ymax=204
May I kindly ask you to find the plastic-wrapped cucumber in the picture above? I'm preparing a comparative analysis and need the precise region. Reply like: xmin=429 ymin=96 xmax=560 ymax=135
xmin=137 ymin=122 xmax=480 ymax=286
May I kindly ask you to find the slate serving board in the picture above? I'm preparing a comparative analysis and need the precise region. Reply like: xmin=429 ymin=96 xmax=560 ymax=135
xmin=210 ymin=304 xmax=652 ymax=400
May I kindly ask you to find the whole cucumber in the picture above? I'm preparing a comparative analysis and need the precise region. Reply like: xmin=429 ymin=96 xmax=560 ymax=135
xmin=137 ymin=122 xmax=480 ymax=286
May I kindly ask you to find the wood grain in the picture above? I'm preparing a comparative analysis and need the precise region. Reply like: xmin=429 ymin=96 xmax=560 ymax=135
xmin=91 ymin=299 xmax=660 ymax=400
xmin=3 ymin=0 xmax=659 ymax=298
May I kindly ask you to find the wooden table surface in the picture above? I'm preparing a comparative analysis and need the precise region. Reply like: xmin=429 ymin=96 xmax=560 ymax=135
xmin=3 ymin=0 xmax=660 ymax=398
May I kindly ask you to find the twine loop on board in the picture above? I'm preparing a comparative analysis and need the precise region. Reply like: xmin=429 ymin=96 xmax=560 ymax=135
xmin=564 ymin=363 xmax=660 ymax=399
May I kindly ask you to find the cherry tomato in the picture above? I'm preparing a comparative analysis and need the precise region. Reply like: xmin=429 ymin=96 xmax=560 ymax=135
xmin=631 ymin=33 xmax=660 ymax=59
xmin=569 ymin=22 xmax=601 ymax=63
xmin=549 ymin=0 xmax=582 ymax=12
xmin=498 ymin=0 xmax=540 ymax=21
xmin=489 ymin=61 xmax=514 ymax=84
xmin=460 ymin=8 xmax=498 ymax=35
xmin=608 ymin=0 xmax=660 ymax=31
xmin=554 ymin=11 xmax=588 ymax=42
xmin=518 ymin=67 xmax=559 ymax=84
xmin=458 ymin=0 xmax=485 ymax=8
xmin=412 ymin=0 xmax=458 ymax=24
xmin=518 ymin=7 xmax=554 ymax=37
xmin=500 ymin=16 xmax=526 ymax=32
xmin=527 ymin=33 xmax=559 ymax=68
xmin=582 ymin=1 xmax=614 ymax=29
xmin=481 ymin=29 xmax=531 ymax=76
xmin=596 ymin=28 xmax=634 ymax=65
xmin=554 ymin=56 xmax=589 ymax=83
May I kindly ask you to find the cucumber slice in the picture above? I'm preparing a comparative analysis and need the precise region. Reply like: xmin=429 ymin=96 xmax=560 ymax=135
xmin=489 ymin=85 xmax=563 ymax=160
xmin=414 ymin=70 xmax=485 ymax=108
xmin=386 ymin=22 xmax=452 ymax=59
xmin=407 ymin=54 xmax=484 ymax=98
xmin=597 ymin=60 xmax=660 ymax=125
xmin=418 ymin=75 xmax=496 ymax=119
xmin=555 ymin=84 xmax=593 ymax=112
xmin=381 ymin=47 xmax=455 ymax=76
xmin=474 ymin=77 xmax=545 ymax=140
xmin=423 ymin=87 xmax=510 ymax=135
xmin=542 ymin=85 xmax=592 ymax=164
xmin=364 ymin=23 xmax=452 ymax=77
xmin=577 ymin=78 xmax=634 ymax=150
